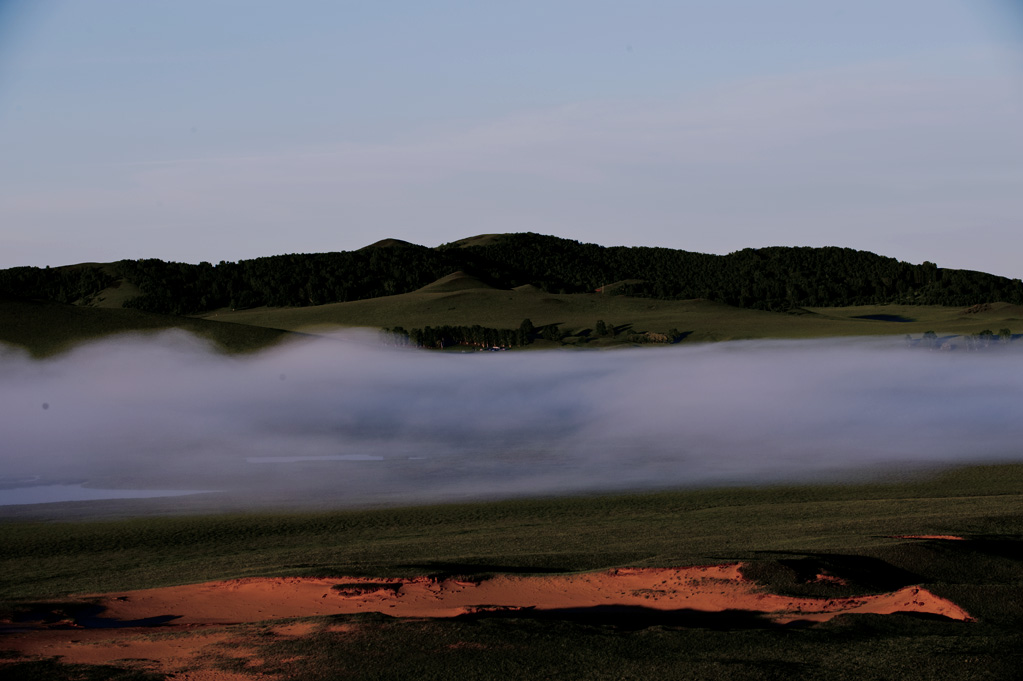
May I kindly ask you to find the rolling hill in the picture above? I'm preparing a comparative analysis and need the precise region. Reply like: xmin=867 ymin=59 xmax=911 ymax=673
xmin=1 ymin=233 xmax=1021 ymax=352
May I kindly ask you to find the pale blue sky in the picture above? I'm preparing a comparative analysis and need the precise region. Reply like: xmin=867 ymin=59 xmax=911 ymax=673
xmin=1 ymin=0 xmax=1022 ymax=277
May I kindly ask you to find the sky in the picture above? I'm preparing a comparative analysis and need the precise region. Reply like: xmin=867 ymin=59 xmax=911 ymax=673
xmin=1 ymin=1 xmax=1022 ymax=277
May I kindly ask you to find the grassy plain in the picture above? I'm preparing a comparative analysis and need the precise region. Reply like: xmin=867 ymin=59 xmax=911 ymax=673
xmin=5 ymin=270 xmax=1021 ymax=356
xmin=1 ymin=465 xmax=1021 ymax=679
xmin=198 ymin=274 xmax=1023 ymax=345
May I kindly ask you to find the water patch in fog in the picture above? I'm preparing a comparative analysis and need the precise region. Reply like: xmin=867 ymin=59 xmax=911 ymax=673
xmin=247 ymin=455 xmax=385 ymax=463
xmin=0 ymin=484 xmax=210 ymax=507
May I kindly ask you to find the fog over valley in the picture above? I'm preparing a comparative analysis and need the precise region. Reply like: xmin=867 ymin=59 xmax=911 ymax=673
xmin=2 ymin=332 xmax=1021 ymax=514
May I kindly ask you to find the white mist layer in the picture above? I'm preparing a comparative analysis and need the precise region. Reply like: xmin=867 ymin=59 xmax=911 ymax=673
xmin=1 ymin=332 xmax=1021 ymax=509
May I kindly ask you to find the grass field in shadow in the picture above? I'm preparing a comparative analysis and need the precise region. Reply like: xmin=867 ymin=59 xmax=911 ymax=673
xmin=1 ymin=464 xmax=1020 ymax=679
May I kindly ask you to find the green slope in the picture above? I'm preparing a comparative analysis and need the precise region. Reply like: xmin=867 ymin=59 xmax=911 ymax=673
xmin=0 ymin=298 xmax=295 ymax=357
xmin=198 ymin=286 xmax=1022 ymax=346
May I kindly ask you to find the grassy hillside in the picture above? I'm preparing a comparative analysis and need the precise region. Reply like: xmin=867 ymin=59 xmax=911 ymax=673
xmin=4 ymin=283 xmax=1019 ymax=355
xmin=0 ymin=298 xmax=295 ymax=357
xmin=198 ymin=285 xmax=1022 ymax=346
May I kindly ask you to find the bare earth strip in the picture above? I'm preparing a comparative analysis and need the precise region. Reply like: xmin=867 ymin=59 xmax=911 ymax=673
xmin=89 ymin=564 xmax=972 ymax=624
xmin=1 ymin=565 xmax=972 ymax=679
xmin=890 ymin=534 xmax=966 ymax=541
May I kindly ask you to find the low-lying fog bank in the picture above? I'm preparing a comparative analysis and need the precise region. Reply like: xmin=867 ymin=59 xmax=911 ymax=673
xmin=2 ymin=331 xmax=1021 ymax=514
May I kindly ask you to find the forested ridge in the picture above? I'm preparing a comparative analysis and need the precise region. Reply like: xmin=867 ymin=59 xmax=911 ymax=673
xmin=2 ymin=233 xmax=1021 ymax=314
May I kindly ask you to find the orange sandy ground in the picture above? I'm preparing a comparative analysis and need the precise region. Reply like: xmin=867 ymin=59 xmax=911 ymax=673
xmin=1 ymin=565 xmax=972 ymax=680
xmin=891 ymin=534 xmax=966 ymax=541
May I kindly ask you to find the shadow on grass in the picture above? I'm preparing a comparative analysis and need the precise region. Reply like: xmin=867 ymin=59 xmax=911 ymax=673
xmin=866 ymin=537 xmax=1023 ymax=588
xmin=742 ymin=551 xmax=923 ymax=596
xmin=454 ymin=604 xmax=777 ymax=631
xmin=951 ymin=537 xmax=1023 ymax=562
xmin=396 ymin=562 xmax=576 ymax=579
xmin=0 ymin=659 xmax=163 ymax=681
xmin=12 ymin=602 xmax=179 ymax=629
xmin=852 ymin=314 xmax=915 ymax=322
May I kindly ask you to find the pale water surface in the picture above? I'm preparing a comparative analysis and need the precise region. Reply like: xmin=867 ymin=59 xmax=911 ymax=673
xmin=0 ymin=484 xmax=209 ymax=506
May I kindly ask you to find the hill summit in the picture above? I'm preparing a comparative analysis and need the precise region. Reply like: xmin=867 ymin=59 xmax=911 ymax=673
xmin=359 ymin=238 xmax=422 ymax=250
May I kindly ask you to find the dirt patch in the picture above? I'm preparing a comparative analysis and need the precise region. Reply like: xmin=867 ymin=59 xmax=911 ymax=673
xmin=891 ymin=535 xmax=966 ymax=541
xmin=21 ymin=565 xmax=973 ymax=626
xmin=0 ymin=628 xmax=258 ymax=678
xmin=1 ymin=565 xmax=972 ymax=676
xmin=811 ymin=573 xmax=849 ymax=586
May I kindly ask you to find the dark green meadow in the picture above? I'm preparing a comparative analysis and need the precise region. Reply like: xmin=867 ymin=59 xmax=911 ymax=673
xmin=1 ymin=464 xmax=1021 ymax=680
xmin=0 ymin=298 xmax=293 ymax=357
xmin=206 ymin=610 xmax=1017 ymax=681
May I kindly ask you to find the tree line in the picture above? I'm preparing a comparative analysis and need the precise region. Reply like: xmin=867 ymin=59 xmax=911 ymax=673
xmin=3 ymin=233 xmax=1022 ymax=313
xmin=0 ymin=265 xmax=115 ymax=305
xmin=389 ymin=320 xmax=537 ymax=349
xmin=388 ymin=319 xmax=686 ymax=349
xmin=114 ymin=246 xmax=457 ymax=315
xmin=442 ymin=234 xmax=1023 ymax=309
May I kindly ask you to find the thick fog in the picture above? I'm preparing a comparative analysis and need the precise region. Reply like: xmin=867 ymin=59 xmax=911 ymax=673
xmin=2 ymin=332 xmax=1022 ymax=512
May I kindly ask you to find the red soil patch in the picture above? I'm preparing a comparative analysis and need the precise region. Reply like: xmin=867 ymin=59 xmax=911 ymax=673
xmin=811 ymin=573 xmax=849 ymax=586
xmin=891 ymin=535 xmax=965 ymax=541
xmin=1 ymin=565 xmax=972 ymax=677
xmin=80 ymin=565 xmax=969 ymax=624
xmin=0 ymin=628 xmax=260 ymax=679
